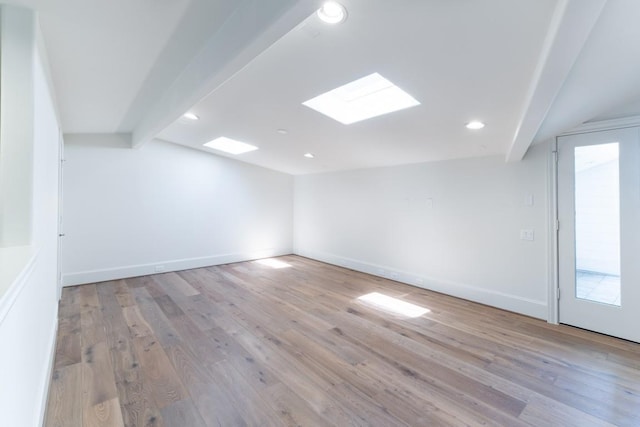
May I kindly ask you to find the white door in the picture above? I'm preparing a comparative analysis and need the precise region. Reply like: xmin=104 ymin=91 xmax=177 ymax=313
xmin=558 ymin=127 xmax=640 ymax=342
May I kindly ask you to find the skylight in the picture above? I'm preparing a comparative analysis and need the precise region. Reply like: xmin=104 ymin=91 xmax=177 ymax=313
xmin=203 ymin=137 xmax=258 ymax=155
xmin=302 ymin=73 xmax=420 ymax=125
xmin=466 ymin=121 xmax=485 ymax=130
xmin=357 ymin=292 xmax=430 ymax=318
xmin=183 ymin=112 xmax=199 ymax=121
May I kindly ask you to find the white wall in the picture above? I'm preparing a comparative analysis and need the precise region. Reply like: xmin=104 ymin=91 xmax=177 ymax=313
xmin=0 ymin=5 xmax=35 ymax=246
xmin=62 ymin=137 xmax=293 ymax=285
xmin=575 ymin=160 xmax=620 ymax=275
xmin=294 ymin=143 xmax=550 ymax=319
xmin=0 ymin=7 xmax=61 ymax=426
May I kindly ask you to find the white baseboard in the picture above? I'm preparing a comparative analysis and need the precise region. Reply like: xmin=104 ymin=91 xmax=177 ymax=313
xmin=295 ymin=248 xmax=548 ymax=320
xmin=62 ymin=247 xmax=293 ymax=286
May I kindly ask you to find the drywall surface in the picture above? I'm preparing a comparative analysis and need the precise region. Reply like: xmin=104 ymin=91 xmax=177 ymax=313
xmin=62 ymin=137 xmax=293 ymax=284
xmin=0 ymin=10 xmax=61 ymax=426
xmin=0 ymin=5 xmax=35 ymax=246
xmin=294 ymin=143 xmax=550 ymax=318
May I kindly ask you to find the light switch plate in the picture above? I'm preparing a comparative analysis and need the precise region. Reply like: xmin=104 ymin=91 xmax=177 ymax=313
xmin=524 ymin=194 xmax=534 ymax=206
xmin=520 ymin=229 xmax=534 ymax=241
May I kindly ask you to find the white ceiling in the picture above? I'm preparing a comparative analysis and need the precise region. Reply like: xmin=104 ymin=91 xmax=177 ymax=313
xmin=9 ymin=0 xmax=640 ymax=175
xmin=160 ymin=0 xmax=559 ymax=174
xmin=4 ymin=0 xmax=318 ymax=136
xmin=534 ymin=0 xmax=640 ymax=141
xmin=6 ymin=0 xmax=192 ymax=132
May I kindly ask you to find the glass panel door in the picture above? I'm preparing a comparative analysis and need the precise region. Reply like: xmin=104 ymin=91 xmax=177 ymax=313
xmin=558 ymin=127 xmax=640 ymax=343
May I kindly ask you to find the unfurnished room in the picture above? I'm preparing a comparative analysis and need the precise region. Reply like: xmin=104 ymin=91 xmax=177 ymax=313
xmin=1 ymin=0 xmax=640 ymax=426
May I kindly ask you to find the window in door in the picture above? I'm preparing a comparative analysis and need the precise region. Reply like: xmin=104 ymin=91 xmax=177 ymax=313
xmin=574 ymin=142 xmax=620 ymax=306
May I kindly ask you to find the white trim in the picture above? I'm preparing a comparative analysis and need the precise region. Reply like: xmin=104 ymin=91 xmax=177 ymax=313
xmin=0 ymin=246 xmax=56 ymax=426
xmin=296 ymin=249 xmax=548 ymax=320
xmin=0 ymin=247 xmax=39 ymax=324
xmin=62 ymin=247 xmax=293 ymax=286
xmin=37 ymin=308 xmax=59 ymax=427
xmin=506 ymin=0 xmax=607 ymax=162
xmin=130 ymin=0 xmax=318 ymax=148
xmin=57 ymin=131 xmax=64 ymax=302
xmin=560 ymin=115 xmax=640 ymax=136
xmin=548 ymin=140 xmax=560 ymax=324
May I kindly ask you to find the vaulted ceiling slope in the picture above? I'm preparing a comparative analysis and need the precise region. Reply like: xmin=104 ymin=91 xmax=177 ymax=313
xmin=5 ymin=0 xmax=319 ymax=142
xmin=9 ymin=0 xmax=640 ymax=175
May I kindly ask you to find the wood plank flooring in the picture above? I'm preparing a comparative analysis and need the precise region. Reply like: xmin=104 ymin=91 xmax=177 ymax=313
xmin=44 ymin=255 xmax=640 ymax=426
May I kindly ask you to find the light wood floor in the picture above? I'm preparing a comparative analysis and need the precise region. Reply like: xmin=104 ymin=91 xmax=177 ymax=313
xmin=45 ymin=255 xmax=640 ymax=426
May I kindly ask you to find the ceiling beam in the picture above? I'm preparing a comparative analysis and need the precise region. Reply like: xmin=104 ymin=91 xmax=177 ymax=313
xmin=506 ymin=0 xmax=607 ymax=162
xmin=130 ymin=0 xmax=320 ymax=149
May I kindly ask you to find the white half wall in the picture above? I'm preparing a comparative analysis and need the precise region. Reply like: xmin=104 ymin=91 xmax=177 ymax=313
xmin=62 ymin=137 xmax=293 ymax=285
xmin=294 ymin=144 xmax=550 ymax=319
xmin=0 ymin=8 xmax=61 ymax=426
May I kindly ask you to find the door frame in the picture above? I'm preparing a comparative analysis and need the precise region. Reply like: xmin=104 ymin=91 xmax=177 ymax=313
xmin=549 ymin=116 xmax=640 ymax=325
xmin=547 ymin=116 xmax=640 ymax=325
xmin=57 ymin=131 xmax=65 ymax=300
xmin=548 ymin=139 xmax=559 ymax=324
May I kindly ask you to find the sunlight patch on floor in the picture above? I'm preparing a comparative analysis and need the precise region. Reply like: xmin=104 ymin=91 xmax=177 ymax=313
xmin=357 ymin=292 xmax=429 ymax=318
xmin=255 ymin=258 xmax=292 ymax=269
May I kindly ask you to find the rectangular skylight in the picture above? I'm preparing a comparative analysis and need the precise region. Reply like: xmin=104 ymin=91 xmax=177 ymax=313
xmin=302 ymin=72 xmax=420 ymax=125
xmin=203 ymin=137 xmax=258 ymax=155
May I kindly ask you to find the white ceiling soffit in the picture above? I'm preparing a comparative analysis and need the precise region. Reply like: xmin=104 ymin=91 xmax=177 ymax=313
xmin=534 ymin=0 xmax=640 ymax=144
xmin=116 ymin=0 xmax=243 ymax=133
xmin=3 ymin=0 xmax=193 ymax=133
xmin=159 ymin=0 xmax=562 ymax=175
xmin=2 ymin=0 xmax=318 ymax=141
xmin=130 ymin=0 xmax=322 ymax=148
xmin=505 ymin=0 xmax=606 ymax=162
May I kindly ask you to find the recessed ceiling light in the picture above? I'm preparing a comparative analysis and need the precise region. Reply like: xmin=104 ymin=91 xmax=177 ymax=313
xmin=203 ymin=137 xmax=258 ymax=155
xmin=304 ymin=153 xmax=315 ymax=159
xmin=466 ymin=121 xmax=485 ymax=130
xmin=303 ymin=72 xmax=420 ymax=125
xmin=276 ymin=128 xmax=288 ymax=134
xmin=317 ymin=1 xmax=347 ymax=24
xmin=183 ymin=112 xmax=199 ymax=121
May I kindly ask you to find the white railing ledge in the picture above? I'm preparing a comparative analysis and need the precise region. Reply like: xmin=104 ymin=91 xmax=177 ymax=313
xmin=0 ymin=245 xmax=38 ymax=324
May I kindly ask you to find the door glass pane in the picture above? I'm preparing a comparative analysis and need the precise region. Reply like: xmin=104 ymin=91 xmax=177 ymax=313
xmin=574 ymin=143 xmax=621 ymax=306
